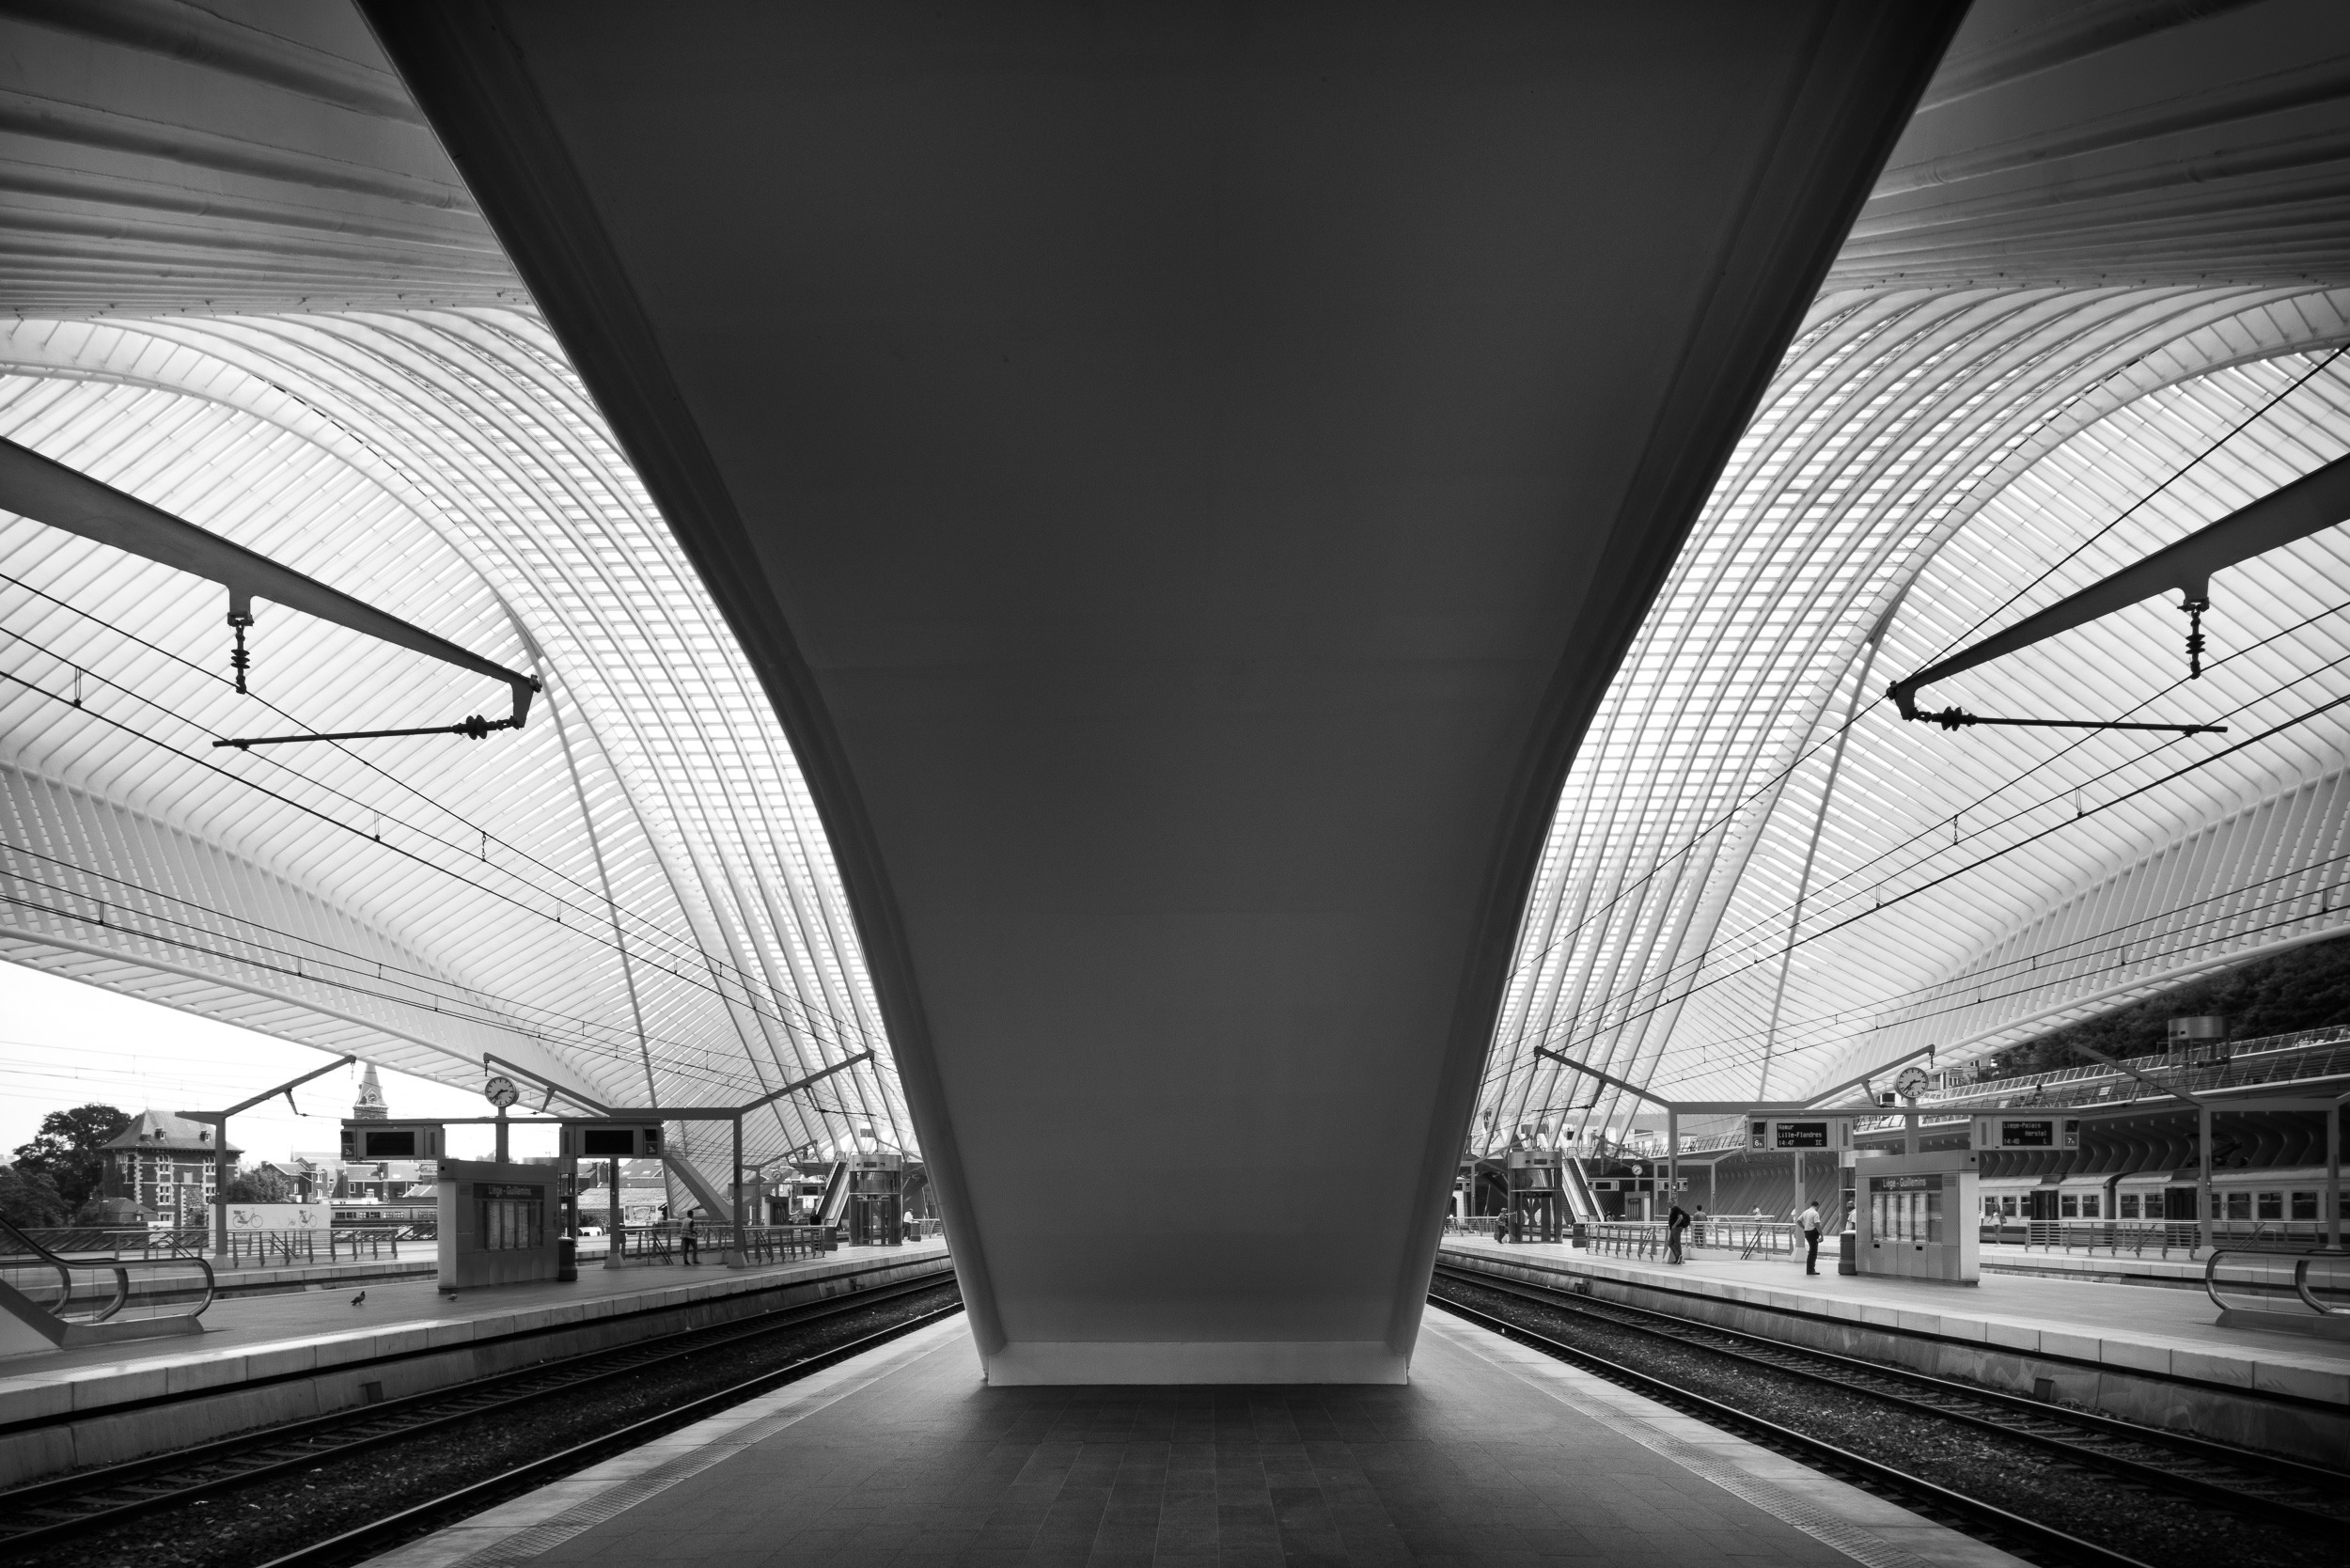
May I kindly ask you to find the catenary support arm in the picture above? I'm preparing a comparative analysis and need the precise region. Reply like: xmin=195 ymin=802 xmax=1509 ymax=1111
xmin=0 ymin=434 xmax=539 ymax=732
xmin=1889 ymin=448 xmax=2350 ymax=721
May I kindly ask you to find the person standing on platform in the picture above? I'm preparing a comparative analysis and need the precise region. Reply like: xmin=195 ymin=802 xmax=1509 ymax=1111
xmin=1666 ymin=1203 xmax=1690 ymax=1264
xmin=681 ymin=1210 xmax=701 ymax=1265
xmin=1797 ymin=1199 xmax=1823 ymax=1275
xmin=1692 ymin=1204 xmax=1709 ymax=1248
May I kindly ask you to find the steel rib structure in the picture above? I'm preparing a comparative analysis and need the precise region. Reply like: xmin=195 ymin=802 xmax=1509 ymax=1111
xmin=1481 ymin=284 xmax=2350 ymax=1147
xmin=5 ymin=2 xmax=2350 ymax=1198
xmin=0 ymin=308 xmax=910 ymax=1178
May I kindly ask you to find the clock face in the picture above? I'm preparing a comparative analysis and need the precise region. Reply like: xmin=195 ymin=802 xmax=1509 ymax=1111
xmin=1894 ymin=1066 xmax=1931 ymax=1099
xmin=483 ymin=1074 xmax=520 ymax=1109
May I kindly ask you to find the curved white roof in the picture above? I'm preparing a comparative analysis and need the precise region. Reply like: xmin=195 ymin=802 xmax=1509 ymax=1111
xmin=0 ymin=309 xmax=910 ymax=1171
xmin=1480 ymin=286 xmax=2350 ymax=1147
xmin=1473 ymin=0 xmax=2350 ymax=1149
xmin=5 ymin=2 xmax=2350 ymax=1183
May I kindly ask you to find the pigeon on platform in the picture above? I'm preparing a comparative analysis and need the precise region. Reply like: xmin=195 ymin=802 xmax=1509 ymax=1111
xmin=351 ymin=1291 xmax=367 ymax=1307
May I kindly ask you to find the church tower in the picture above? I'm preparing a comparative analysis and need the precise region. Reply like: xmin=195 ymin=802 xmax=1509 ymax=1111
xmin=352 ymin=1062 xmax=388 ymax=1121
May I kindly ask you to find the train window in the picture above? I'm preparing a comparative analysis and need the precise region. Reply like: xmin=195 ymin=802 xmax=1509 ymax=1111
xmin=2001 ymin=1195 xmax=2018 ymax=1217
xmin=2292 ymin=1191 xmax=2318 ymax=1220
xmin=2257 ymin=1191 xmax=2282 ymax=1220
xmin=2226 ymin=1191 xmax=2251 ymax=1219
xmin=2060 ymin=1194 xmax=2078 ymax=1217
xmin=2080 ymin=1195 xmax=2099 ymax=1218
xmin=2119 ymin=1194 xmax=2139 ymax=1218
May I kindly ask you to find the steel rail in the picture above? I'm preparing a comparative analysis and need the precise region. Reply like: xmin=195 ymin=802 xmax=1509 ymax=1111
xmin=254 ymin=1299 xmax=966 ymax=1568
xmin=0 ymin=1270 xmax=957 ymax=1553
xmin=1433 ymin=1262 xmax=2348 ymax=1511
xmin=1427 ymin=1286 xmax=2159 ymax=1568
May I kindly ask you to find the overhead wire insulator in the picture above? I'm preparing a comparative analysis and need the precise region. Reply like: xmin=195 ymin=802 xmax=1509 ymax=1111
xmin=227 ymin=589 xmax=254 ymax=695
xmin=2183 ymin=593 xmax=2209 ymax=680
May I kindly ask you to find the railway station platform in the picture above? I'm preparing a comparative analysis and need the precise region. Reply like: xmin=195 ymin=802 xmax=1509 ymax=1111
xmin=373 ymin=1302 xmax=2025 ymax=1568
xmin=0 ymin=1239 xmax=952 ymax=1489
xmin=1438 ymin=1236 xmax=2349 ymax=1470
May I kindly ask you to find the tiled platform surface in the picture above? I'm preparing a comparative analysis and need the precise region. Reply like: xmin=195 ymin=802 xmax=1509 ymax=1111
xmin=1441 ymin=1236 xmax=2350 ymax=1403
xmin=0 ymin=1240 xmax=951 ymax=1428
xmin=374 ymin=1309 xmax=2022 ymax=1568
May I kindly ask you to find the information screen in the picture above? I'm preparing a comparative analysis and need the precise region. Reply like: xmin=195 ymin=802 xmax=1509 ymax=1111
xmin=1868 ymin=1172 xmax=1945 ymax=1244
xmin=478 ymin=1184 xmax=545 ymax=1250
xmin=362 ymin=1129 xmax=415 ymax=1157
xmin=1774 ymin=1121 xmax=1828 ymax=1149
xmin=1998 ymin=1120 xmax=2054 ymax=1148
xmin=582 ymin=1129 xmax=636 ymax=1156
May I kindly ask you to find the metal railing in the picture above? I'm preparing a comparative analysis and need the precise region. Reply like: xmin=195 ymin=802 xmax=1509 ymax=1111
xmin=1583 ymin=1222 xmax=1667 ymax=1260
xmin=721 ymin=1224 xmax=837 ymax=1262
xmin=1980 ymin=1218 xmax=2339 ymax=1258
xmin=0 ymin=1215 xmax=214 ymax=1333
xmin=1899 ymin=1027 xmax=2350 ymax=1116
xmin=1693 ymin=1218 xmax=1800 ymax=1259
xmin=600 ymin=1221 xmax=837 ymax=1264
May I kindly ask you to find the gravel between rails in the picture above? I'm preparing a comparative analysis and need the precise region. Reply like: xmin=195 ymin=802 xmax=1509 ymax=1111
xmin=15 ymin=1279 xmax=963 ymax=1568
xmin=1431 ymin=1276 xmax=2337 ymax=1568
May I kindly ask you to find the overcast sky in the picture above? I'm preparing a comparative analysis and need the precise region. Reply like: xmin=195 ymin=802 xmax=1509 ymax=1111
xmin=1 ymin=961 xmax=554 ymax=1164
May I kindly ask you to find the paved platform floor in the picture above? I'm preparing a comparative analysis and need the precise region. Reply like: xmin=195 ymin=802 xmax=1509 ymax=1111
xmin=0 ymin=1242 xmax=950 ymax=1420
xmin=1442 ymin=1237 xmax=2349 ymax=1400
xmin=375 ymin=1309 xmax=2023 ymax=1568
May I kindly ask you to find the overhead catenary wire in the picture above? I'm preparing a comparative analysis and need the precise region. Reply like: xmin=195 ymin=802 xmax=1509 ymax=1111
xmin=0 ymin=565 xmax=882 ymax=1057
xmin=1490 ymin=358 xmax=2350 ymax=1015
xmin=1488 ymin=604 xmax=2350 ymax=1069
xmin=0 ymin=650 xmax=884 ymax=1058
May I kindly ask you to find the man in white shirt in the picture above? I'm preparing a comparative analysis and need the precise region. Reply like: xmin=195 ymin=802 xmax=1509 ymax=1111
xmin=1797 ymin=1200 xmax=1823 ymax=1276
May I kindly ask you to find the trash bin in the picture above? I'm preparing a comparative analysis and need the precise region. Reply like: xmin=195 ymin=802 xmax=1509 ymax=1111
xmin=1837 ymin=1231 xmax=1856 ymax=1277
xmin=557 ymin=1234 xmax=578 ymax=1282
xmin=1570 ymin=1221 xmax=1588 ymax=1250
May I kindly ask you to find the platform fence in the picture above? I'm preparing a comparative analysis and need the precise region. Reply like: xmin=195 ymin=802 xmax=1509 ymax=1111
xmin=599 ymin=1221 xmax=838 ymax=1265
xmin=1980 ymin=1218 xmax=2338 ymax=1258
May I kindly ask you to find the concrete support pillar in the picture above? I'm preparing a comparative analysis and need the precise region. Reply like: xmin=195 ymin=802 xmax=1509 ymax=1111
xmin=211 ymin=1119 xmax=229 ymax=1260
xmin=2327 ymin=1098 xmax=2342 ymax=1252
xmin=1667 ymin=1108 xmax=1679 ymax=1215
xmin=2199 ymin=1104 xmax=2215 ymax=1255
xmin=725 ymin=1115 xmax=744 ymax=1265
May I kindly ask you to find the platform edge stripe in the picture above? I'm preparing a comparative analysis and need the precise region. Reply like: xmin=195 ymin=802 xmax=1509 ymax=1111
xmin=356 ymin=1314 xmax=968 ymax=1568
xmin=1425 ymin=1316 xmax=1978 ymax=1568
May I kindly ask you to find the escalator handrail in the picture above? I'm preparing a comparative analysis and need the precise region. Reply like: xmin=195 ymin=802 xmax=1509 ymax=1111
xmin=0 ymin=1212 xmax=213 ymax=1322
xmin=2293 ymin=1249 xmax=2350 ymax=1317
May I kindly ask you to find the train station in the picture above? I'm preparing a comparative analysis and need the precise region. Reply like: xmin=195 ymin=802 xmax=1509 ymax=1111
xmin=0 ymin=5 xmax=2345 ymax=1568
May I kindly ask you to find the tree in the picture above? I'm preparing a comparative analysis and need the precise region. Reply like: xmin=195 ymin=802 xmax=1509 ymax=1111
xmin=0 ymin=1167 xmax=70 ymax=1230
xmin=223 ymin=1165 xmax=295 ymax=1204
xmin=9 ymin=1103 xmax=131 ymax=1210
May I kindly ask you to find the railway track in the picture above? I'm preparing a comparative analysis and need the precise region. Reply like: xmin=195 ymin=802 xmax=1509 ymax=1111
xmin=1429 ymin=1262 xmax=2344 ymax=1568
xmin=1 ymin=1272 xmax=961 ymax=1567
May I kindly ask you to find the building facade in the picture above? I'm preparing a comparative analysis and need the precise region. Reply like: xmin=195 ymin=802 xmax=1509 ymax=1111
xmin=99 ymin=1111 xmax=240 ymax=1230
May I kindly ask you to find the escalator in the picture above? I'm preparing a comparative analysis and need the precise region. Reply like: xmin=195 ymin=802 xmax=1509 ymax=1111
xmin=819 ymin=1161 xmax=850 ymax=1231
xmin=0 ymin=1216 xmax=215 ymax=1352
